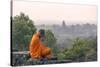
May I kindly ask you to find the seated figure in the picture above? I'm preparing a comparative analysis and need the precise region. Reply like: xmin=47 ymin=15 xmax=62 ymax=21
xmin=29 ymin=29 xmax=52 ymax=60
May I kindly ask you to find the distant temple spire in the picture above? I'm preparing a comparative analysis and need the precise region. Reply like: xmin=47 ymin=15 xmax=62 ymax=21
xmin=62 ymin=20 xmax=66 ymax=27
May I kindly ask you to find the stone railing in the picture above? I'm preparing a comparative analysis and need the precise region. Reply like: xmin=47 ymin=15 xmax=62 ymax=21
xmin=11 ymin=51 xmax=72 ymax=66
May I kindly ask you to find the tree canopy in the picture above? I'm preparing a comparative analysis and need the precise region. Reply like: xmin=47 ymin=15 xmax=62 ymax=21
xmin=12 ymin=13 xmax=36 ymax=51
xmin=44 ymin=30 xmax=58 ymax=56
xmin=57 ymin=38 xmax=97 ymax=61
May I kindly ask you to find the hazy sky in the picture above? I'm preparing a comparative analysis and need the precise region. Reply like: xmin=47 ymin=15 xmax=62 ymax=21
xmin=13 ymin=0 xmax=97 ymax=25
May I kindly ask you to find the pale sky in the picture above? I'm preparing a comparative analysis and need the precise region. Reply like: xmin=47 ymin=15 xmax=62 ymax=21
xmin=13 ymin=0 xmax=97 ymax=25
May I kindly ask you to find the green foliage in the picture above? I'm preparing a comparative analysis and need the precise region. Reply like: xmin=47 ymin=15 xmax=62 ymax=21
xmin=12 ymin=12 xmax=36 ymax=51
xmin=57 ymin=38 xmax=97 ymax=61
xmin=44 ymin=30 xmax=58 ymax=56
xmin=45 ymin=30 xmax=56 ymax=47
xmin=57 ymin=52 xmax=66 ymax=60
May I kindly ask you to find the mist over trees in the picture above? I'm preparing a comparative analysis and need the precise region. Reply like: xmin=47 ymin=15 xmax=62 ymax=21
xmin=12 ymin=13 xmax=97 ymax=66
xmin=36 ymin=21 xmax=97 ymax=49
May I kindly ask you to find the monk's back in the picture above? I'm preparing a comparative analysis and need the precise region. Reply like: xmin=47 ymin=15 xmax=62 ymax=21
xmin=29 ymin=33 xmax=41 ymax=59
xmin=29 ymin=32 xmax=52 ymax=59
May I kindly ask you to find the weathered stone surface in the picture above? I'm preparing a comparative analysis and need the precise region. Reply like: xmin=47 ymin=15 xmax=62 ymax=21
xmin=11 ymin=51 xmax=72 ymax=66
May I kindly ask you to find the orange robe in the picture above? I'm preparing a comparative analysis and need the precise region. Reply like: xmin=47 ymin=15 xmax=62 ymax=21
xmin=29 ymin=32 xmax=52 ymax=59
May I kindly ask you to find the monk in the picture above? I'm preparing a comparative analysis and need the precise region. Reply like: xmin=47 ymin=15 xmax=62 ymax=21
xmin=29 ymin=29 xmax=52 ymax=60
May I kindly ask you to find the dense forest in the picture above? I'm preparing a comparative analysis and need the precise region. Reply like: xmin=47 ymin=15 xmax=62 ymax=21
xmin=12 ymin=13 xmax=97 ymax=66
